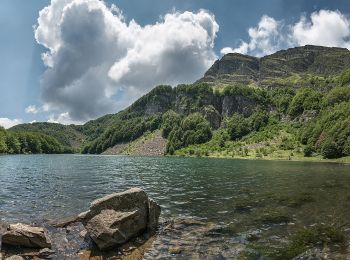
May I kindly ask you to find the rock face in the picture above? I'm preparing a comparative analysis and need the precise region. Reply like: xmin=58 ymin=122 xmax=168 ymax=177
xmin=199 ymin=45 xmax=350 ymax=85
xmin=2 ymin=223 xmax=51 ymax=248
xmin=202 ymin=53 xmax=260 ymax=84
xmin=82 ymin=188 xmax=161 ymax=250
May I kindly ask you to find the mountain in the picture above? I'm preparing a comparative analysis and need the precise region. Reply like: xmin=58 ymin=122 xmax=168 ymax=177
xmin=199 ymin=45 xmax=350 ymax=86
xmin=6 ymin=45 xmax=350 ymax=161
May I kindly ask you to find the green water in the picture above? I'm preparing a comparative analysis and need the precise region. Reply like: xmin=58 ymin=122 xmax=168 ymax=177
xmin=1 ymin=155 xmax=350 ymax=258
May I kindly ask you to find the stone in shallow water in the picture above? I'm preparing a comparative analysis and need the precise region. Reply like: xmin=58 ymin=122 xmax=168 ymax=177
xmin=147 ymin=198 xmax=161 ymax=231
xmin=86 ymin=209 xmax=147 ymax=250
xmin=0 ymin=222 xmax=9 ymax=236
xmin=2 ymin=223 xmax=51 ymax=249
xmin=82 ymin=188 xmax=161 ymax=251
xmin=4 ymin=256 xmax=25 ymax=260
xmin=85 ymin=188 xmax=149 ymax=222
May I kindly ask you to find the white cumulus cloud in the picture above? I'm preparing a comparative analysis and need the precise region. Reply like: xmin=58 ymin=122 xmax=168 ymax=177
xmin=221 ymin=10 xmax=350 ymax=57
xmin=292 ymin=10 xmax=350 ymax=48
xmin=47 ymin=112 xmax=82 ymax=125
xmin=25 ymin=105 xmax=39 ymax=114
xmin=0 ymin=118 xmax=22 ymax=129
xmin=221 ymin=15 xmax=288 ymax=56
xmin=35 ymin=0 xmax=219 ymax=124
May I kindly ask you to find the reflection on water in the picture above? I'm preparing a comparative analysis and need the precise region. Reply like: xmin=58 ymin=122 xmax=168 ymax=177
xmin=0 ymin=155 xmax=350 ymax=258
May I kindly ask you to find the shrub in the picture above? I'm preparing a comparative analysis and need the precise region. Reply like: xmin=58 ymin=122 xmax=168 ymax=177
xmin=288 ymin=88 xmax=322 ymax=117
xmin=303 ymin=145 xmax=314 ymax=157
xmin=227 ymin=114 xmax=251 ymax=140
xmin=161 ymin=110 xmax=181 ymax=138
xmin=321 ymin=141 xmax=341 ymax=159
xmin=166 ymin=113 xmax=212 ymax=153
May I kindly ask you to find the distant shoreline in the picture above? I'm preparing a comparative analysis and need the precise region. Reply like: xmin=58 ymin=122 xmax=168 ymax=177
xmin=1 ymin=153 xmax=349 ymax=165
xmin=171 ymin=154 xmax=350 ymax=165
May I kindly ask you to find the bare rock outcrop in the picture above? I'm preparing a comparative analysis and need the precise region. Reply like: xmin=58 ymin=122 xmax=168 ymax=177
xmin=2 ymin=223 xmax=51 ymax=249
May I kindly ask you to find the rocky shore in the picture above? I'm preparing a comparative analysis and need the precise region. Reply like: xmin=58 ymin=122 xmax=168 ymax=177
xmin=0 ymin=188 xmax=161 ymax=259
xmin=1 ymin=188 xmax=349 ymax=259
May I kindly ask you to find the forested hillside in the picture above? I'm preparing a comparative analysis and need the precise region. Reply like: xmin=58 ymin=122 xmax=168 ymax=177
xmin=0 ymin=127 xmax=63 ymax=154
xmin=8 ymin=45 xmax=350 ymax=160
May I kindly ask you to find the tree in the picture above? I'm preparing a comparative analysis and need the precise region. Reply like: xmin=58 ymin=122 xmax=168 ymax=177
xmin=288 ymin=88 xmax=322 ymax=117
xmin=227 ymin=114 xmax=251 ymax=140
xmin=324 ymin=86 xmax=350 ymax=106
xmin=321 ymin=141 xmax=341 ymax=159
xmin=162 ymin=110 xmax=181 ymax=138
xmin=250 ymin=109 xmax=269 ymax=131
xmin=338 ymin=68 xmax=350 ymax=86
xmin=181 ymin=113 xmax=212 ymax=146
xmin=6 ymin=134 xmax=21 ymax=154
xmin=0 ymin=131 xmax=7 ymax=153
xmin=166 ymin=113 xmax=212 ymax=153
xmin=303 ymin=145 xmax=314 ymax=157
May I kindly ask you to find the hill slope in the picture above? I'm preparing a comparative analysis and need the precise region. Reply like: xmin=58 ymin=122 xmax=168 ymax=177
xmin=8 ymin=45 xmax=350 ymax=161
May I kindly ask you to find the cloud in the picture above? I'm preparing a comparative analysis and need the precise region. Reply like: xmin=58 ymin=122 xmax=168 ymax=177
xmin=25 ymin=105 xmax=39 ymax=114
xmin=221 ymin=15 xmax=288 ymax=56
xmin=35 ymin=0 xmax=219 ymax=124
xmin=292 ymin=10 xmax=350 ymax=48
xmin=221 ymin=10 xmax=350 ymax=57
xmin=0 ymin=118 xmax=22 ymax=129
xmin=47 ymin=112 xmax=82 ymax=125
xmin=108 ymin=10 xmax=219 ymax=89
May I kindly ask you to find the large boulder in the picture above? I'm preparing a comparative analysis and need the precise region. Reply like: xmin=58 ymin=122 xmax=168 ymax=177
xmin=1 ymin=223 xmax=51 ymax=248
xmin=86 ymin=209 xmax=147 ymax=250
xmin=82 ymin=188 xmax=161 ymax=250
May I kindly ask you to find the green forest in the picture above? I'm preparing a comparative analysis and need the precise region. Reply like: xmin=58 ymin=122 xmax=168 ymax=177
xmin=4 ymin=46 xmax=350 ymax=162
xmin=0 ymin=127 xmax=64 ymax=154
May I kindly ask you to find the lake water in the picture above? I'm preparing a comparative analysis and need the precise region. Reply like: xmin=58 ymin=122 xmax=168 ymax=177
xmin=1 ymin=155 xmax=350 ymax=258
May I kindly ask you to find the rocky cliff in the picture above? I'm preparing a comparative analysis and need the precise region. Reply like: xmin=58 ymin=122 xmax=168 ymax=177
xmin=199 ymin=45 xmax=350 ymax=85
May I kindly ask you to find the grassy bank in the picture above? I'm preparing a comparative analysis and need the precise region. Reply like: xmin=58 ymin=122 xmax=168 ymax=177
xmin=172 ymin=125 xmax=350 ymax=164
xmin=173 ymin=152 xmax=350 ymax=164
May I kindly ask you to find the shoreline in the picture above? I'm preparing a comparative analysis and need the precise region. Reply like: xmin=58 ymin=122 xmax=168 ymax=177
xmin=1 ymin=152 xmax=350 ymax=165
xmin=173 ymin=154 xmax=350 ymax=165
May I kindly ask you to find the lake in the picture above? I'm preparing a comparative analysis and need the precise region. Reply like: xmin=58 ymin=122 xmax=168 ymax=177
xmin=1 ymin=155 xmax=350 ymax=258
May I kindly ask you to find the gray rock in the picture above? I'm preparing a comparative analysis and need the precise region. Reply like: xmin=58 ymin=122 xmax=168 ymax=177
xmin=83 ymin=188 xmax=161 ymax=250
xmin=0 ymin=222 xmax=9 ymax=236
xmin=86 ymin=209 xmax=147 ymax=250
xmin=4 ymin=255 xmax=24 ymax=260
xmin=148 ymin=198 xmax=161 ymax=232
xmin=87 ymin=188 xmax=149 ymax=220
xmin=2 ymin=223 xmax=51 ymax=248
xmin=39 ymin=248 xmax=55 ymax=258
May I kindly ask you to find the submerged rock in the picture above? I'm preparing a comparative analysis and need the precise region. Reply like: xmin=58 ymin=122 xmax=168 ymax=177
xmin=82 ymin=188 xmax=161 ymax=250
xmin=4 ymin=255 xmax=24 ymax=260
xmin=2 ymin=223 xmax=51 ymax=249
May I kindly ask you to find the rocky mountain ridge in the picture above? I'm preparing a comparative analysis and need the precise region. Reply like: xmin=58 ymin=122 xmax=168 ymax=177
xmin=199 ymin=45 xmax=350 ymax=85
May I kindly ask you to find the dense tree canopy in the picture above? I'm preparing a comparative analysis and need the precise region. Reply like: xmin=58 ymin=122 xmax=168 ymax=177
xmin=288 ymin=88 xmax=323 ymax=117
xmin=166 ymin=113 xmax=212 ymax=153
xmin=0 ymin=127 xmax=63 ymax=154
xmin=9 ymin=65 xmax=350 ymax=160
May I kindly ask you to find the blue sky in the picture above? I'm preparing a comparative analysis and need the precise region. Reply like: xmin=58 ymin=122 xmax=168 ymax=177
xmin=1 ymin=0 xmax=350 ymax=127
